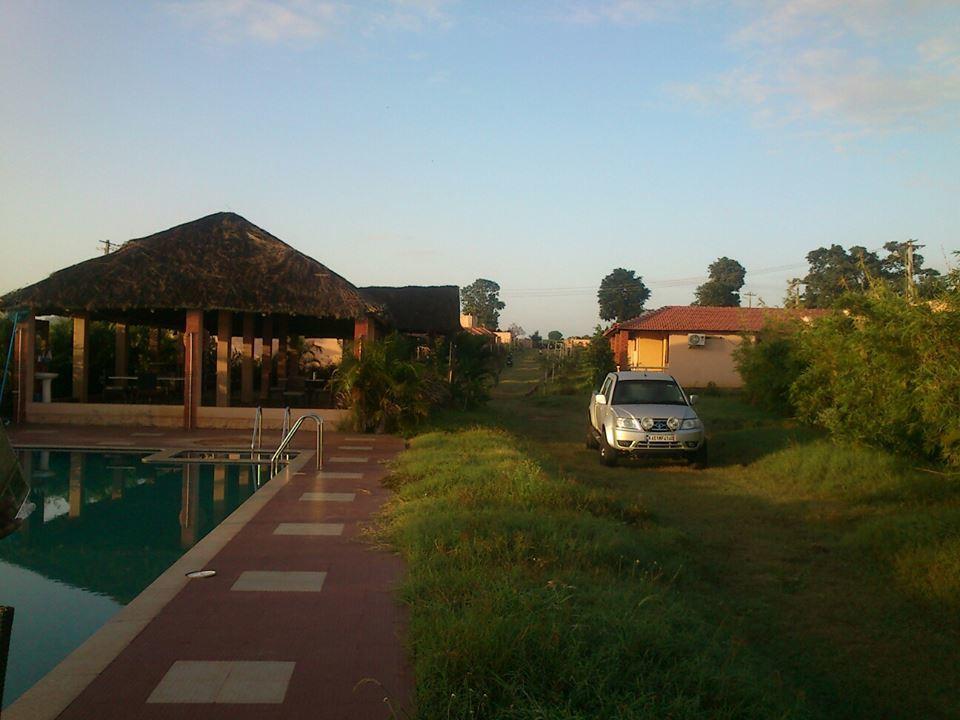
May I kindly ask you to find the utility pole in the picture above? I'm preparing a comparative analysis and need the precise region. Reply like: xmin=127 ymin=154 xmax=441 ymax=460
xmin=904 ymin=239 xmax=917 ymax=300
xmin=743 ymin=291 xmax=756 ymax=308
xmin=98 ymin=239 xmax=114 ymax=255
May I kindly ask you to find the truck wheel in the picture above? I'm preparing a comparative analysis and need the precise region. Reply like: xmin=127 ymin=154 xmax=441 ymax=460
xmin=585 ymin=424 xmax=599 ymax=450
xmin=599 ymin=429 xmax=618 ymax=467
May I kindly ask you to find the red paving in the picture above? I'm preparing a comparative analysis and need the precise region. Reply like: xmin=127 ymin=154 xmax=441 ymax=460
xmin=8 ymin=424 xmax=412 ymax=720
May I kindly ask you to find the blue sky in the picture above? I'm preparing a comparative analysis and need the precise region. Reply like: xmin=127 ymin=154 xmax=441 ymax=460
xmin=1 ymin=0 xmax=958 ymax=335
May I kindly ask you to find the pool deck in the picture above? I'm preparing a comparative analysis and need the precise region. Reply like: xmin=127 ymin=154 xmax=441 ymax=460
xmin=5 ymin=424 xmax=412 ymax=720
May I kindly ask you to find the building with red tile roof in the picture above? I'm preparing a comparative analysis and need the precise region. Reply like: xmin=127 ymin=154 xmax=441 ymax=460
xmin=604 ymin=306 xmax=828 ymax=388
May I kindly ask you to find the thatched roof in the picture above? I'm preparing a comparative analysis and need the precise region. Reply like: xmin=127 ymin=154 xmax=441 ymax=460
xmin=0 ymin=213 xmax=380 ymax=323
xmin=360 ymin=286 xmax=461 ymax=334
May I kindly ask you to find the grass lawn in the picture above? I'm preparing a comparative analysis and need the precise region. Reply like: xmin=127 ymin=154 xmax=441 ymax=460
xmin=377 ymin=351 xmax=960 ymax=719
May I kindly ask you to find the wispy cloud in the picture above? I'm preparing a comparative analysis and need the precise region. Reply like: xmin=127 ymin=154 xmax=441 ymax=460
xmin=671 ymin=0 xmax=960 ymax=138
xmin=557 ymin=0 xmax=703 ymax=26
xmin=166 ymin=0 xmax=454 ymax=43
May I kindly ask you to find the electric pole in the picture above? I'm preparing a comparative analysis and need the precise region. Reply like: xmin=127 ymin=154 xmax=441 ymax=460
xmin=98 ymin=239 xmax=114 ymax=255
xmin=904 ymin=239 xmax=917 ymax=300
xmin=743 ymin=291 xmax=756 ymax=308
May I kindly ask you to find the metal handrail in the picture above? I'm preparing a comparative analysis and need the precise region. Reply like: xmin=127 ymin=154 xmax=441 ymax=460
xmin=250 ymin=406 xmax=262 ymax=452
xmin=281 ymin=406 xmax=291 ymax=438
xmin=271 ymin=413 xmax=323 ymax=474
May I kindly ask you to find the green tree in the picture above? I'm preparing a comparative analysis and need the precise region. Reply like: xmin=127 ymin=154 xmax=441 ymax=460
xmin=529 ymin=330 xmax=542 ymax=348
xmin=584 ymin=325 xmax=615 ymax=388
xmin=597 ymin=268 xmax=650 ymax=322
xmin=547 ymin=330 xmax=563 ymax=342
xmin=461 ymin=279 xmax=506 ymax=329
xmin=694 ymin=257 xmax=746 ymax=306
xmin=801 ymin=245 xmax=882 ymax=308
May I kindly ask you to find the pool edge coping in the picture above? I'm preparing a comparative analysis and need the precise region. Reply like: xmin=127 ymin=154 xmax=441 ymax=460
xmin=3 ymin=449 xmax=316 ymax=720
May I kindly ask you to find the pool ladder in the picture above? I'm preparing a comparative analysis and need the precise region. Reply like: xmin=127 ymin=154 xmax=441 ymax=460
xmin=271 ymin=414 xmax=323 ymax=475
xmin=250 ymin=406 xmax=292 ymax=453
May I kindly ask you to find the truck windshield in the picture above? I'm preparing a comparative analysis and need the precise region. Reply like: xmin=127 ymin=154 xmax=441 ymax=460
xmin=612 ymin=379 xmax=686 ymax=405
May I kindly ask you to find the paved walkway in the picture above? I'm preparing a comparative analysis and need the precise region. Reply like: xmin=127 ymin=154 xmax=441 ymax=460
xmin=7 ymin=425 xmax=412 ymax=720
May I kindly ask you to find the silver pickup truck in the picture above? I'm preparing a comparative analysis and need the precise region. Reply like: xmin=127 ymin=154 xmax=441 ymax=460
xmin=587 ymin=371 xmax=707 ymax=467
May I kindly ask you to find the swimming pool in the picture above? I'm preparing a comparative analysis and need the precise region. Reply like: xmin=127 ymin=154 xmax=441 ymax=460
xmin=0 ymin=449 xmax=271 ymax=708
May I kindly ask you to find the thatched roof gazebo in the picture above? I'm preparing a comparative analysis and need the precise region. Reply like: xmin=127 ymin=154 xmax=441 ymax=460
xmin=0 ymin=213 xmax=398 ymax=429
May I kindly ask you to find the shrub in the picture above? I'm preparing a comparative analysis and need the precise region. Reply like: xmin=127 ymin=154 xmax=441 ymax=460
xmin=332 ymin=334 xmax=448 ymax=433
xmin=734 ymin=318 xmax=808 ymax=415
xmin=791 ymin=286 xmax=960 ymax=465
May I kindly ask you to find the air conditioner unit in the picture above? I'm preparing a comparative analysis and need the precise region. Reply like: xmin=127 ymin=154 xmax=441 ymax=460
xmin=688 ymin=333 xmax=706 ymax=347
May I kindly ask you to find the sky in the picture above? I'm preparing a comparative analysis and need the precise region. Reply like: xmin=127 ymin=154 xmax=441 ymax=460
xmin=1 ymin=0 xmax=958 ymax=336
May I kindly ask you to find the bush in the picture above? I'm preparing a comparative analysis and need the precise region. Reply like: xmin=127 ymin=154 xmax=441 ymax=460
xmin=734 ymin=318 xmax=808 ymax=414
xmin=791 ymin=287 xmax=960 ymax=465
xmin=332 ymin=334 xmax=447 ymax=433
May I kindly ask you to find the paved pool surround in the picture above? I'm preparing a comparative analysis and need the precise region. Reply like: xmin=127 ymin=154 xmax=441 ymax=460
xmin=5 ymin=425 xmax=411 ymax=720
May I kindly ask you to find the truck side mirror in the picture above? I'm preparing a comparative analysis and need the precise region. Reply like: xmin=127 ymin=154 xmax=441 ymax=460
xmin=595 ymin=394 xmax=607 ymax=405
xmin=689 ymin=395 xmax=698 ymax=406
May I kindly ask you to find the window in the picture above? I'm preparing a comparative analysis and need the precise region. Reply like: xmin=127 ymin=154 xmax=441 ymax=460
xmin=611 ymin=379 xmax=686 ymax=405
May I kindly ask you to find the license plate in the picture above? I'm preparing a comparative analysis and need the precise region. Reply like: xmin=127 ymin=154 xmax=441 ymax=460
xmin=647 ymin=434 xmax=676 ymax=442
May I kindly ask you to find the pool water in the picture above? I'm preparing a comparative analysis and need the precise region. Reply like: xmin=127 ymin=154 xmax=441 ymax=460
xmin=0 ymin=450 xmax=264 ymax=708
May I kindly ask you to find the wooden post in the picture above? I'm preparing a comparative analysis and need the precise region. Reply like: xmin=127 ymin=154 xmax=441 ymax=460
xmin=114 ymin=323 xmax=128 ymax=381
xmin=277 ymin=315 xmax=289 ymax=385
xmin=183 ymin=310 xmax=203 ymax=430
xmin=260 ymin=316 xmax=273 ymax=401
xmin=72 ymin=314 xmax=90 ymax=402
xmin=216 ymin=310 xmax=232 ymax=407
xmin=353 ymin=317 xmax=373 ymax=359
xmin=241 ymin=313 xmax=254 ymax=404
xmin=13 ymin=315 xmax=35 ymax=424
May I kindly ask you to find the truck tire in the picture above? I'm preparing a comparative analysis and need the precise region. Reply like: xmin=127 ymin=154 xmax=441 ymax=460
xmin=586 ymin=424 xmax=599 ymax=450
xmin=599 ymin=428 xmax=618 ymax=467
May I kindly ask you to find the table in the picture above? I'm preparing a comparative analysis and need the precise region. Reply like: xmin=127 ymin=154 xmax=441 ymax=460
xmin=34 ymin=372 xmax=59 ymax=403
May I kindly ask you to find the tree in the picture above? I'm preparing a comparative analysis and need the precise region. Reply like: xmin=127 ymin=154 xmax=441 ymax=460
xmin=585 ymin=325 xmax=615 ymax=388
xmin=799 ymin=242 xmax=942 ymax=307
xmin=530 ymin=330 xmax=542 ymax=348
xmin=547 ymin=330 xmax=563 ymax=342
xmin=507 ymin=323 xmax=526 ymax=338
xmin=461 ymin=279 xmax=506 ymax=329
xmin=597 ymin=268 xmax=650 ymax=322
xmin=694 ymin=257 xmax=746 ymax=307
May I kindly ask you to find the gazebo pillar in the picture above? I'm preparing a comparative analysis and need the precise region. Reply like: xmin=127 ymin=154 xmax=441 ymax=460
xmin=12 ymin=314 xmax=36 ymax=424
xmin=241 ymin=313 xmax=254 ymax=404
xmin=353 ymin=315 xmax=375 ymax=358
xmin=72 ymin=314 xmax=90 ymax=402
xmin=259 ymin=316 xmax=273 ymax=401
xmin=216 ymin=310 xmax=232 ymax=407
xmin=183 ymin=309 xmax=203 ymax=430
xmin=277 ymin=315 xmax=289 ymax=385
xmin=115 ymin=323 xmax=128 ymax=380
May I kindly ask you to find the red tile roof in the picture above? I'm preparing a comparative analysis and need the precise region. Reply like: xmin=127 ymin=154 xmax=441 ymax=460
xmin=607 ymin=306 xmax=829 ymax=334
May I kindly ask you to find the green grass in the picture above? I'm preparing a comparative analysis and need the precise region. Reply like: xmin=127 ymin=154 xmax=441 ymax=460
xmin=380 ymin=428 xmax=806 ymax=719
xmin=378 ymin=352 xmax=960 ymax=719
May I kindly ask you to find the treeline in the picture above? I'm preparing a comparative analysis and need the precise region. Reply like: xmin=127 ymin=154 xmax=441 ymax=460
xmin=737 ymin=265 xmax=960 ymax=466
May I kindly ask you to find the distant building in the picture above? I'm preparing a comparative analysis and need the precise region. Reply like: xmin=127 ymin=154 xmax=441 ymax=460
xmin=564 ymin=336 xmax=592 ymax=349
xmin=605 ymin=306 xmax=827 ymax=388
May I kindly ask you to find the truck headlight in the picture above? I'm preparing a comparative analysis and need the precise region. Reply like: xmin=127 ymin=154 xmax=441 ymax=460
xmin=667 ymin=417 xmax=680 ymax=431
xmin=640 ymin=417 xmax=654 ymax=430
xmin=680 ymin=418 xmax=702 ymax=430
xmin=615 ymin=417 xmax=640 ymax=430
